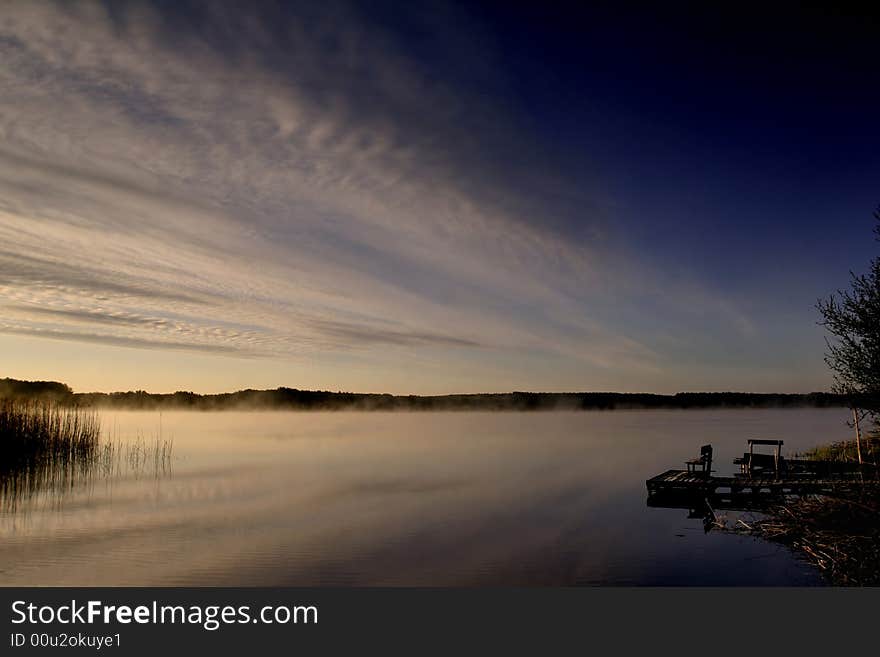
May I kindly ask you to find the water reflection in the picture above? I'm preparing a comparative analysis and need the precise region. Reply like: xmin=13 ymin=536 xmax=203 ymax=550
xmin=0 ymin=436 xmax=173 ymax=514
xmin=647 ymin=489 xmax=782 ymax=533
xmin=1 ymin=409 xmax=847 ymax=586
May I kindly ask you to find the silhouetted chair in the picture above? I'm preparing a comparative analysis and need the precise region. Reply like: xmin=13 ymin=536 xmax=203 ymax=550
xmin=741 ymin=439 xmax=785 ymax=476
xmin=685 ymin=444 xmax=712 ymax=476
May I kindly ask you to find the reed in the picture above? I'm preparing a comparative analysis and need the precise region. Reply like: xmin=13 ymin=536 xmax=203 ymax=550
xmin=799 ymin=436 xmax=880 ymax=464
xmin=0 ymin=400 xmax=101 ymax=471
xmin=716 ymin=437 xmax=880 ymax=585
xmin=1 ymin=402 xmax=173 ymax=511
xmin=724 ymin=494 xmax=880 ymax=586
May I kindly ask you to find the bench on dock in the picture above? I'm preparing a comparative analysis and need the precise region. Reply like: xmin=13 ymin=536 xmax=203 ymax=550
xmin=685 ymin=444 xmax=712 ymax=476
xmin=735 ymin=439 xmax=784 ymax=476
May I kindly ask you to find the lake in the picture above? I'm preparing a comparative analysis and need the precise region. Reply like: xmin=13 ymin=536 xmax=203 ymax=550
xmin=0 ymin=408 xmax=851 ymax=586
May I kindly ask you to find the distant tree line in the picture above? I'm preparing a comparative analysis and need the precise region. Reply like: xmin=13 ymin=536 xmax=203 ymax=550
xmin=0 ymin=378 xmax=73 ymax=402
xmin=0 ymin=377 xmax=850 ymax=411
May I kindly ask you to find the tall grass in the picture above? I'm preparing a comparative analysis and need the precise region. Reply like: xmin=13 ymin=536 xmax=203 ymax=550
xmin=1 ymin=402 xmax=174 ymax=512
xmin=800 ymin=436 xmax=880 ymax=464
xmin=1 ymin=400 xmax=101 ymax=470
xmin=95 ymin=434 xmax=175 ymax=479
xmin=0 ymin=401 xmax=101 ymax=512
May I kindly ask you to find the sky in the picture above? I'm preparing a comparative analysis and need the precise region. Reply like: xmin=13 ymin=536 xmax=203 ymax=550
xmin=0 ymin=1 xmax=878 ymax=395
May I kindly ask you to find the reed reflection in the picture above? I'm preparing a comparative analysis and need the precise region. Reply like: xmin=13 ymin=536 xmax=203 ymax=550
xmin=0 ymin=402 xmax=172 ymax=513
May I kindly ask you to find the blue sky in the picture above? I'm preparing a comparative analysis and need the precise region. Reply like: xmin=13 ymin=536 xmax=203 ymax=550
xmin=0 ymin=1 xmax=877 ymax=394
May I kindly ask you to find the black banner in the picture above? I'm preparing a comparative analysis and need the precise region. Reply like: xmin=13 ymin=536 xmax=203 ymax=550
xmin=0 ymin=588 xmax=874 ymax=654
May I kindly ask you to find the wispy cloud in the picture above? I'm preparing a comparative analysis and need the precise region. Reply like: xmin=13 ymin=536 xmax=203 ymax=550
xmin=0 ymin=0 xmax=766 ymax=391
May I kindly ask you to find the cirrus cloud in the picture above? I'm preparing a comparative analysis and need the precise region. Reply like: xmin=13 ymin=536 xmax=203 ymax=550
xmin=0 ymin=0 xmax=765 ymax=392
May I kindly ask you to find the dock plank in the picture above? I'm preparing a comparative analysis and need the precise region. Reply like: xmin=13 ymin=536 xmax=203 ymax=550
xmin=647 ymin=471 xmax=880 ymax=497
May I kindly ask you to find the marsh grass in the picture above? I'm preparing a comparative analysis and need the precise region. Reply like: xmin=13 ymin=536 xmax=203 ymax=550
xmin=718 ymin=435 xmax=880 ymax=585
xmin=799 ymin=436 xmax=880 ymax=465
xmin=1 ymin=401 xmax=101 ymax=471
xmin=0 ymin=402 xmax=172 ymax=512
xmin=95 ymin=434 xmax=174 ymax=479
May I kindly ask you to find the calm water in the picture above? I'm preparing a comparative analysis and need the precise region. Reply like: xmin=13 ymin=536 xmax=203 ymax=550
xmin=0 ymin=409 xmax=852 ymax=586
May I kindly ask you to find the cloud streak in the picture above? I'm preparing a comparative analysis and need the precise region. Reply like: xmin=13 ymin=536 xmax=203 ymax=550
xmin=0 ymin=0 xmax=771 ymax=391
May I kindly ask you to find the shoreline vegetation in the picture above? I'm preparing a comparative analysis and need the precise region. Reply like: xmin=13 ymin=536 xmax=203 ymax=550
xmin=0 ymin=377 xmax=851 ymax=411
xmin=720 ymin=437 xmax=880 ymax=585
xmin=0 ymin=399 xmax=173 ymax=511
xmin=0 ymin=400 xmax=102 ymax=510
xmin=0 ymin=400 xmax=101 ymax=472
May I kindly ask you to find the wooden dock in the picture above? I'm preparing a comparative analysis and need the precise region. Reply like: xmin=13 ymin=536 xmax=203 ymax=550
xmin=647 ymin=468 xmax=880 ymax=501
xmin=647 ymin=440 xmax=880 ymax=508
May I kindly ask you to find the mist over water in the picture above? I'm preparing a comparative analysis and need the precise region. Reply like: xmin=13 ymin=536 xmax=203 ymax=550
xmin=0 ymin=409 xmax=850 ymax=585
